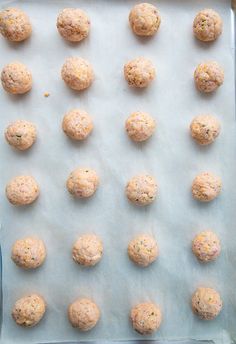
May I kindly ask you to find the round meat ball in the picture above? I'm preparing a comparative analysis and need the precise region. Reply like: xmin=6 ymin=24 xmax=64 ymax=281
xmin=1 ymin=62 xmax=32 ymax=94
xmin=126 ymin=174 xmax=157 ymax=206
xmin=66 ymin=168 xmax=99 ymax=198
xmin=125 ymin=111 xmax=156 ymax=142
xmin=61 ymin=57 xmax=94 ymax=91
xmin=128 ymin=234 xmax=158 ymax=267
xmin=6 ymin=175 xmax=39 ymax=206
xmin=5 ymin=120 xmax=37 ymax=150
xmin=193 ymin=9 xmax=222 ymax=42
xmin=62 ymin=109 xmax=93 ymax=141
xmin=0 ymin=8 xmax=32 ymax=42
xmin=12 ymin=294 xmax=46 ymax=327
xmin=191 ymin=287 xmax=222 ymax=320
xmin=190 ymin=114 xmax=220 ymax=145
xmin=72 ymin=234 xmax=103 ymax=266
xmin=192 ymin=231 xmax=221 ymax=263
xmin=192 ymin=172 xmax=222 ymax=202
xmin=11 ymin=237 xmax=46 ymax=269
xmin=124 ymin=57 xmax=156 ymax=88
xmin=130 ymin=302 xmax=162 ymax=334
xmin=57 ymin=8 xmax=90 ymax=42
xmin=194 ymin=61 xmax=224 ymax=93
xmin=129 ymin=3 xmax=161 ymax=37
xmin=68 ymin=298 xmax=100 ymax=331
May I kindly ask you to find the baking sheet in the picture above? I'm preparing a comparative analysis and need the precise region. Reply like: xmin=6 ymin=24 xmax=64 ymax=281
xmin=0 ymin=0 xmax=236 ymax=343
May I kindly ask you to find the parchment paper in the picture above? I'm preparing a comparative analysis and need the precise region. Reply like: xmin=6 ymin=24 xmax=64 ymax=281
xmin=0 ymin=0 xmax=236 ymax=343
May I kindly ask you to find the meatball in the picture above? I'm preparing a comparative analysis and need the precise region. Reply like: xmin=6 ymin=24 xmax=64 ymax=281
xmin=191 ymin=287 xmax=222 ymax=320
xmin=0 ymin=8 xmax=32 ymax=42
xmin=192 ymin=172 xmax=222 ymax=202
xmin=192 ymin=231 xmax=221 ymax=263
xmin=194 ymin=61 xmax=224 ymax=93
xmin=11 ymin=237 xmax=46 ymax=269
xmin=1 ymin=62 xmax=32 ymax=94
xmin=129 ymin=3 xmax=161 ymax=36
xmin=130 ymin=302 xmax=162 ymax=334
xmin=12 ymin=294 xmax=46 ymax=327
xmin=62 ymin=109 xmax=93 ymax=140
xmin=72 ymin=234 xmax=103 ymax=266
xmin=6 ymin=175 xmax=39 ymax=206
xmin=126 ymin=174 xmax=157 ymax=206
xmin=125 ymin=111 xmax=156 ymax=142
xmin=5 ymin=120 xmax=37 ymax=150
xmin=68 ymin=298 xmax=100 ymax=331
xmin=57 ymin=8 xmax=90 ymax=42
xmin=193 ymin=9 xmax=222 ymax=42
xmin=190 ymin=114 xmax=221 ymax=145
xmin=61 ymin=57 xmax=94 ymax=91
xmin=66 ymin=168 xmax=99 ymax=198
xmin=124 ymin=57 xmax=156 ymax=88
xmin=128 ymin=234 xmax=158 ymax=267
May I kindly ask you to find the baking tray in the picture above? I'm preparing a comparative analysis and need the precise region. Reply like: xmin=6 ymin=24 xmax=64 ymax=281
xmin=0 ymin=0 xmax=236 ymax=343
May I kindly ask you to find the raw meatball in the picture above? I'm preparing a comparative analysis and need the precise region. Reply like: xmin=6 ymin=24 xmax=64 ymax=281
xmin=125 ymin=111 xmax=156 ymax=142
xmin=193 ymin=9 xmax=222 ymax=42
xmin=62 ymin=109 xmax=93 ymax=140
xmin=192 ymin=231 xmax=221 ymax=263
xmin=129 ymin=3 xmax=161 ymax=37
xmin=194 ymin=61 xmax=224 ymax=93
xmin=72 ymin=234 xmax=103 ymax=266
xmin=0 ymin=8 xmax=32 ymax=42
xmin=61 ymin=57 xmax=94 ymax=91
xmin=1 ymin=62 xmax=32 ymax=94
xmin=57 ymin=8 xmax=90 ymax=42
xmin=6 ymin=175 xmax=39 ymax=206
xmin=12 ymin=294 xmax=46 ymax=327
xmin=190 ymin=114 xmax=220 ymax=145
xmin=11 ymin=237 xmax=46 ymax=269
xmin=128 ymin=234 xmax=158 ymax=267
xmin=130 ymin=302 xmax=162 ymax=334
xmin=191 ymin=287 xmax=222 ymax=320
xmin=126 ymin=174 xmax=157 ymax=206
xmin=66 ymin=168 xmax=99 ymax=198
xmin=192 ymin=172 xmax=222 ymax=202
xmin=68 ymin=298 xmax=100 ymax=331
xmin=124 ymin=57 xmax=155 ymax=88
xmin=5 ymin=120 xmax=37 ymax=150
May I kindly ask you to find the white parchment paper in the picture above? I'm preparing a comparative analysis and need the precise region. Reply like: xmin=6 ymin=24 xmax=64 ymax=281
xmin=0 ymin=0 xmax=236 ymax=343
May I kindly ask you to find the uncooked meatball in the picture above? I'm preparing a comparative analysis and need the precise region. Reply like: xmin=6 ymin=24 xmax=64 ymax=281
xmin=192 ymin=172 xmax=222 ymax=202
xmin=66 ymin=168 xmax=99 ymax=198
xmin=62 ymin=109 xmax=93 ymax=140
xmin=125 ymin=111 xmax=156 ymax=142
xmin=6 ymin=175 xmax=39 ymax=206
xmin=130 ymin=302 xmax=162 ymax=334
xmin=61 ymin=57 xmax=94 ymax=91
xmin=72 ymin=234 xmax=103 ymax=266
xmin=192 ymin=231 xmax=221 ymax=263
xmin=191 ymin=287 xmax=222 ymax=320
xmin=124 ymin=57 xmax=155 ymax=88
xmin=12 ymin=294 xmax=46 ymax=327
xmin=193 ymin=9 xmax=222 ymax=42
xmin=68 ymin=298 xmax=100 ymax=331
xmin=5 ymin=120 xmax=36 ymax=150
xmin=129 ymin=3 xmax=161 ymax=37
xmin=11 ymin=237 xmax=46 ymax=269
xmin=194 ymin=61 xmax=224 ymax=93
xmin=190 ymin=115 xmax=220 ymax=145
xmin=0 ymin=8 xmax=32 ymax=42
xmin=126 ymin=174 xmax=157 ymax=206
xmin=128 ymin=234 xmax=158 ymax=267
xmin=57 ymin=8 xmax=90 ymax=42
xmin=1 ymin=62 xmax=32 ymax=94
